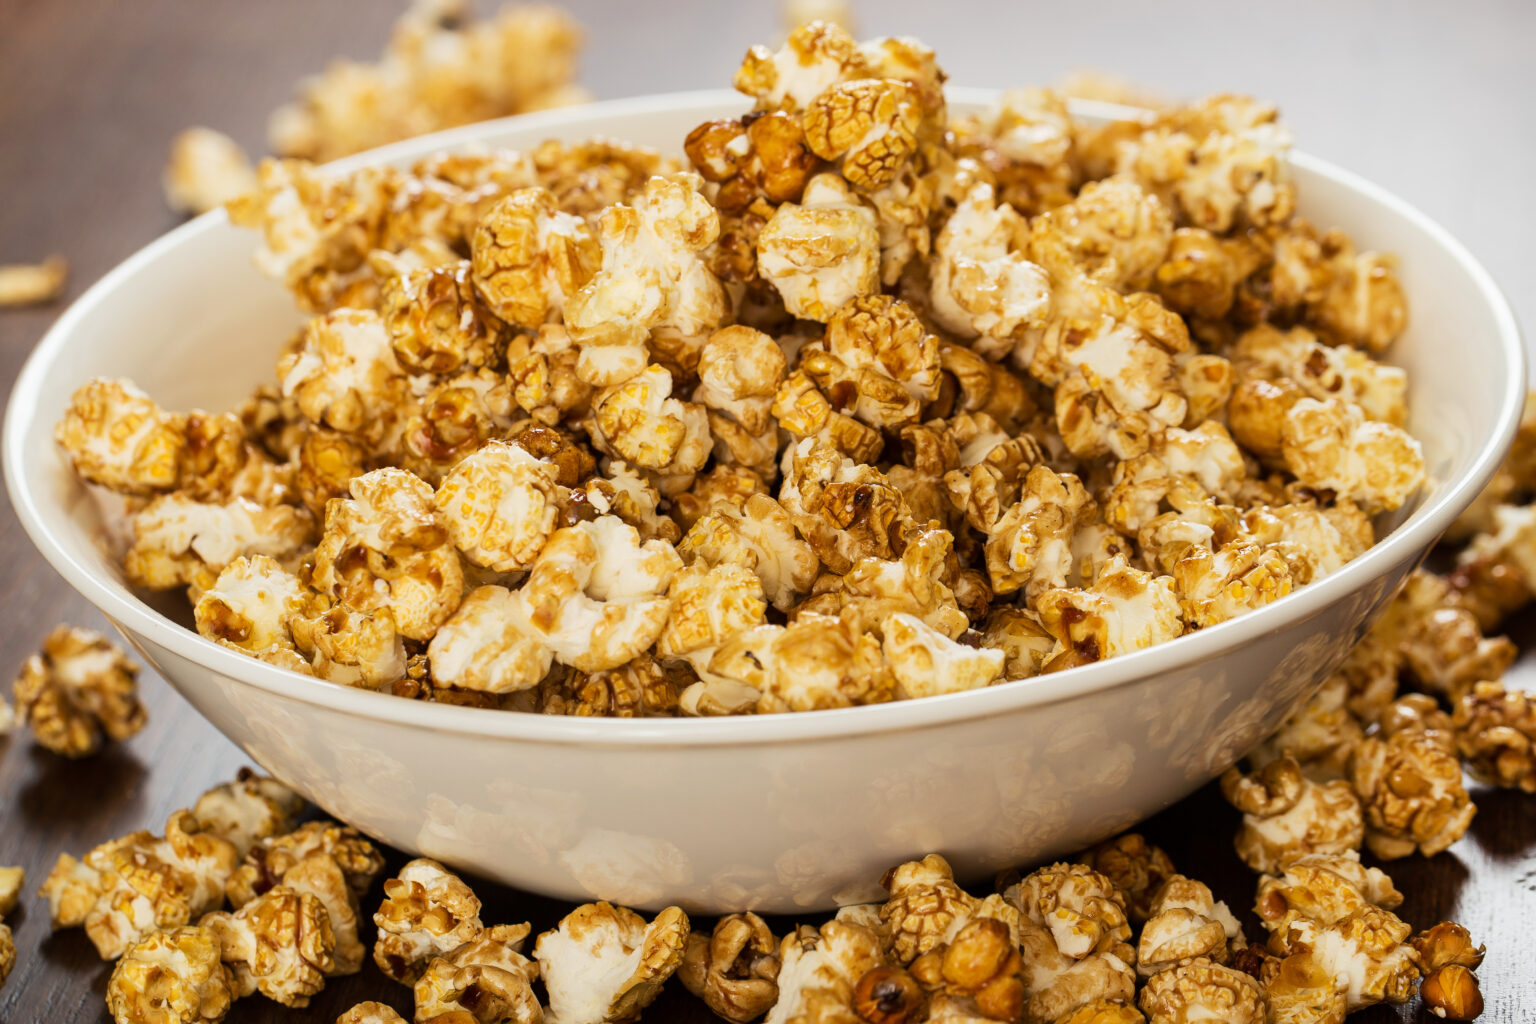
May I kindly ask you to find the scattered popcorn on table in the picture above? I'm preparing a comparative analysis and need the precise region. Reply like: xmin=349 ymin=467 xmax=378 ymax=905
xmin=1220 ymin=756 xmax=1363 ymax=874
xmin=414 ymin=922 xmax=543 ymax=1021
xmin=163 ymin=127 xmax=258 ymax=215
xmin=372 ymin=857 xmax=485 ymax=984
xmin=0 ymin=255 xmax=67 ymax=307
xmin=534 ymin=901 xmax=690 ymax=1024
xmin=12 ymin=625 xmax=147 ymax=758
xmin=106 ymin=925 xmax=235 ymax=1024
xmin=679 ymin=912 xmax=782 ymax=1023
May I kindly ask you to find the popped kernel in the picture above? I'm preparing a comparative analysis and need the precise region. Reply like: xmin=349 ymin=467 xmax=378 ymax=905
xmin=13 ymin=625 xmax=146 ymax=758
xmin=534 ymin=902 xmax=690 ymax=1024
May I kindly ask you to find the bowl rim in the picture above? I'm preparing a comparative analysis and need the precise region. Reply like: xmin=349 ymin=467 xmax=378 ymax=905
xmin=4 ymin=87 xmax=1526 ymax=748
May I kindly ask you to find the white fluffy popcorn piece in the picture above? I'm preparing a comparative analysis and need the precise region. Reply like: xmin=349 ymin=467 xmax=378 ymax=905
xmin=929 ymin=182 xmax=1051 ymax=349
xmin=564 ymin=173 xmax=729 ymax=386
xmin=1281 ymin=397 xmax=1426 ymax=512
xmin=757 ymin=172 xmax=880 ymax=322
xmin=163 ymin=126 xmax=258 ymax=215
xmin=534 ymin=902 xmax=690 ymax=1024
xmin=278 ymin=308 xmax=409 ymax=445
xmin=372 ymin=857 xmax=484 ymax=984
xmin=734 ymin=20 xmax=869 ymax=113
xmin=1221 ymin=755 xmax=1364 ymax=874
xmin=435 ymin=440 xmax=563 ymax=573
xmin=487 ymin=517 xmax=682 ymax=676
xmin=193 ymin=555 xmax=310 ymax=663
xmin=427 ymin=584 xmax=552 ymax=693
xmin=881 ymin=613 xmax=1004 ymax=699
xmin=985 ymin=465 xmax=1095 ymax=598
xmin=1232 ymin=324 xmax=1408 ymax=426
xmin=124 ymin=495 xmax=313 ymax=596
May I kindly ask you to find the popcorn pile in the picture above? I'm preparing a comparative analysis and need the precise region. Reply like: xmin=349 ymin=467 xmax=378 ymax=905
xmin=163 ymin=0 xmax=589 ymax=215
xmin=58 ymin=22 xmax=1429 ymax=718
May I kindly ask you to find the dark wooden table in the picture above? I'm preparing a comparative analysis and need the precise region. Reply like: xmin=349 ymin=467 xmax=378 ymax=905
xmin=2 ymin=2 xmax=1534 ymax=1021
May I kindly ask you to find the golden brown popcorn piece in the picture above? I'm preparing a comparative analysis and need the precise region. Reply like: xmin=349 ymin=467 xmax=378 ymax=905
xmin=1221 ymin=757 xmax=1363 ymax=874
xmin=1412 ymin=921 xmax=1485 ymax=973
xmin=1035 ymin=557 xmax=1184 ymax=670
xmin=770 ymin=367 xmax=885 ymax=465
xmin=1137 ymin=958 xmax=1263 ymax=1024
xmin=312 ymin=467 xmax=464 ymax=643
xmin=41 ymin=810 xmax=239 ymax=960
xmin=1253 ymin=851 xmax=1403 ymax=946
xmin=1036 ymin=177 xmax=1174 ymax=292
xmin=1170 ymin=537 xmax=1292 ymax=628
xmin=592 ymin=364 xmax=712 ymax=483
xmin=735 ymin=20 xmax=869 ymax=113
xmin=757 ymin=173 xmax=881 ymax=322
xmin=381 ymin=260 xmax=505 ymax=376
xmin=56 ymin=377 xmax=187 ymax=495
xmin=1076 ymin=834 xmax=1175 ymax=926
xmin=190 ymin=770 xmax=306 ymax=860
xmin=226 ymin=820 xmax=385 ymax=912
xmin=945 ymin=87 xmax=1075 ymax=218
xmin=803 ymin=78 xmax=921 ymax=190
xmin=1450 ymin=501 xmax=1536 ymax=630
xmin=268 ymin=1 xmax=585 ymax=163
xmin=470 ymin=187 xmax=599 ymax=330
xmin=1281 ymin=397 xmax=1425 ymax=512
xmin=679 ymin=912 xmax=781 ymax=1023
xmin=1381 ymin=571 xmax=1515 ymax=702
xmin=164 ymin=126 xmax=256 ymax=216
xmin=811 ymin=294 xmax=942 ymax=430
xmin=1420 ymin=964 xmax=1484 ymax=1021
xmin=0 ymin=254 xmax=67 ymax=306
xmin=802 ymin=526 xmax=969 ymax=640
xmin=695 ymin=325 xmax=789 ymax=435
xmin=917 ymin=917 xmax=1027 ymax=1021
xmin=125 ymin=494 xmax=313 ymax=597
xmin=883 ymin=613 xmax=1004 ymax=699
xmin=1349 ymin=726 xmax=1476 ymax=859
xmin=779 ymin=439 xmax=915 ymax=574
xmin=1452 ymin=680 xmax=1536 ymax=791
xmin=1226 ymin=376 xmax=1303 ymax=463
xmin=1051 ymin=1000 xmax=1144 ymax=1024
xmin=1152 ymin=228 xmax=1263 ymax=323
xmin=928 ymin=182 xmax=1050 ymax=351
xmin=1006 ymin=863 xmax=1133 ymax=965
xmin=977 ymin=608 xmax=1055 ymax=683
xmin=0 ymin=865 xmax=22 ymax=918
xmin=372 ymin=858 xmax=483 ymax=985
xmin=536 ymin=655 xmax=687 ymax=718
xmin=986 ymin=465 xmax=1094 ymax=598
xmin=1276 ymin=906 xmax=1421 ymax=1012
xmin=708 ymin=612 xmax=893 ymax=713
xmin=1231 ymin=323 xmax=1408 ymax=426
xmin=884 ymin=859 xmax=976 ymax=970
xmin=106 ymin=925 xmax=235 ymax=1024
xmin=678 ymin=492 xmax=819 ymax=611
xmin=565 ymin=174 xmax=729 ymax=386
xmin=203 ymin=885 xmax=336 ymax=1007
xmin=414 ymin=923 xmax=543 ymax=1022
xmin=1135 ymin=876 xmax=1243 ymax=977
xmin=288 ymin=595 xmax=407 ymax=688
xmin=657 ymin=561 xmax=769 ymax=679
xmin=534 ymin=902 xmax=689 ymax=1024
xmin=0 ymin=923 xmax=12 ymax=992
xmin=435 ymin=441 xmax=563 ymax=574
xmin=279 ymin=308 xmax=410 ymax=444
xmin=1009 ymin=913 xmax=1135 ymax=1022
xmin=507 ymin=324 xmax=595 ymax=426
xmin=13 ymin=625 xmax=146 ymax=758
xmin=1304 ymin=231 xmax=1409 ymax=354
xmin=395 ymin=367 xmax=518 ymax=483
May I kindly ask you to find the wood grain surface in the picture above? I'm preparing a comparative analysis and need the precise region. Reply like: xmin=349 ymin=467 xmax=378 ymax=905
xmin=2 ymin=2 xmax=1534 ymax=1021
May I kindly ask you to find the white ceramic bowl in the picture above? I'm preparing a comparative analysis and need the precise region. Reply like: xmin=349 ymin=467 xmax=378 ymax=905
xmin=4 ymin=90 xmax=1524 ymax=913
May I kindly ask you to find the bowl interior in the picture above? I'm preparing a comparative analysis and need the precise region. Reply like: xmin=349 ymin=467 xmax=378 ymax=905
xmin=4 ymin=88 xmax=1525 ymax=737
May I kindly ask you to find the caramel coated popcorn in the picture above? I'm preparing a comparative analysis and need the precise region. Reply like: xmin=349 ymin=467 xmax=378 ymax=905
xmin=534 ymin=902 xmax=690 ymax=1024
xmin=65 ymin=24 xmax=1431 ymax=721
xmin=106 ymin=925 xmax=235 ymax=1024
xmin=13 ymin=625 xmax=146 ymax=758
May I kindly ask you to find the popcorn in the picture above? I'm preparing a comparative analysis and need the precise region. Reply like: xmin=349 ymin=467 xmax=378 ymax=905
xmin=592 ymin=364 xmax=712 ymax=482
xmin=13 ymin=625 xmax=146 ymax=758
xmin=1034 ymin=557 xmax=1184 ymax=671
xmin=188 ymin=770 xmax=306 ymax=859
xmin=766 ymin=913 xmax=890 ymax=1024
xmin=471 ymin=187 xmax=600 ymax=329
xmin=678 ymin=493 xmax=819 ymax=611
xmin=916 ymin=917 xmax=1027 ymax=1021
xmin=1281 ymin=397 xmax=1425 ymax=512
xmin=986 ymin=465 xmax=1094 ymax=598
xmin=708 ymin=612 xmax=893 ymax=713
xmin=0 ymin=254 xmax=67 ymax=306
xmin=678 ymin=913 xmax=782 ymax=1024
xmin=106 ymin=926 xmax=235 ymax=1024
xmin=1231 ymin=323 xmax=1408 ymax=426
xmin=1005 ymin=862 xmax=1133 ymax=965
xmin=533 ymin=902 xmax=690 ymax=1024
xmin=779 ymin=439 xmax=915 ymax=574
xmin=880 ymin=854 xmax=979 ymax=964
xmin=56 ymin=378 xmax=187 ymax=494
xmin=929 ymin=182 xmax=1050 ymax=349
xmin=1135 ymin=876 xmax=1243 ymax=976
xmin=1136 ymin=958 xmax=1264 ymax=1024
xmin=735 ymin=21 xmax=869 ymax=113
xmin=372 ymin=858 xmax=483 ymax=984
xmin=163 ymin=126 xmax=256 ymax=216
xmin=1453 ymin=680 xmax=1536 ymax=791
xmin=225 ymin=820 xmax=385 ymax=913
xmin=124 ymin=494 xmax=313 ymax=596
xmin=202 ymin=886 xmax=336 ymax=1006
xmin=1245 ymin=674 xmax=1364 ymax=781
xmin=1220 ymin=756 xmax=1364 ymax=874
xmin=1349 ymin=726 xmax=1476 ymax=859
xmin=414 ymin=922 xmax=543 ymax=1022
xmin=435 ymin=441 xmax=563 ymax=573
xmin=279 ymin=308 xmax=410 ymax=442
xmin=757 ymin=173 xmax=881 ymax=321
xmin=803 ymin=78 xmax=921 ymax=189
xmin=1450 ymin=501 xmax=1536 ymax=629
xmin=311 ymin=467 xmax=464 ymax=642
xmin=536 ymin=655 xmax=687 ymax=718
xmin=565 ymin=174 xmax=729 ymax=386
xmin=1254 ymin=851 xmax=1403 ymax=944
xmin=41 ymin=810 xmax=239 ymax=959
